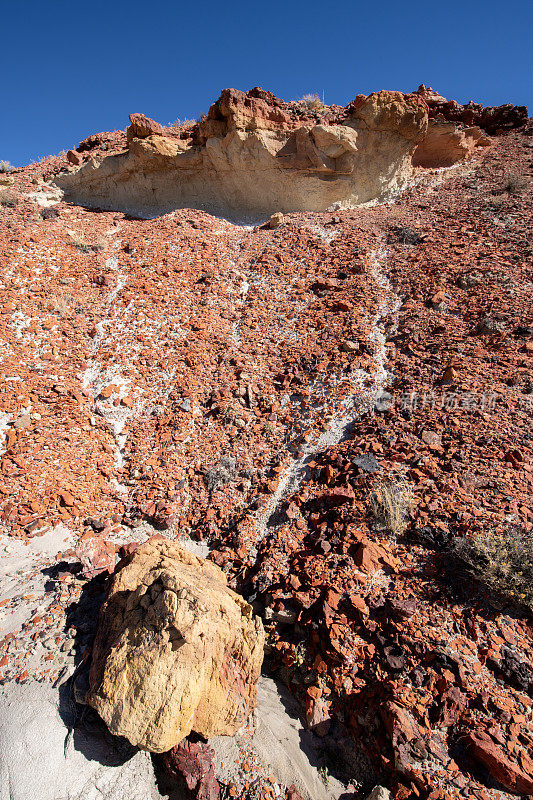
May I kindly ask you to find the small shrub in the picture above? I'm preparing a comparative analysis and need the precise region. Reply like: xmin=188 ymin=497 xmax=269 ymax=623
xmin=293 ymin=640 xmax=308 ymax=668
xmin=0 ymin=189 xmax=19 ymax=207
xmin=318 ymin=764 xmax=329 ymax=785
xmin=67 ymin=231 xmax=105 ymax=253
xmin=503 ymin=173 xmax=528 ymax=195
xmin=41 ymin=207 xmax=59 ymax=220
xmin=452 ymin=526 xmax=533 ymax=610
xmin=0 ymin=160 xmax=13 ymax=173
xmin=294 ymin=93 xmax=328 ymax=113
xmin=168 ymin=117 xmax=196 ymax=130
xmin=67 ymin=231 xmax=90 ymax=252
xmin=371 ymin=481 xmax=414 ymax=537
xmin=262 ymin=421 xmax=274 ymax=437
xmin=205 ymin=456 xmax=236 ymax=493
xmin=388 ymin=225 xmax=425 ymax=245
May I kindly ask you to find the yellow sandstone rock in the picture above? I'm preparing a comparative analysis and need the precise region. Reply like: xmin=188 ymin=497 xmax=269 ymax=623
xmin=87 ymin=539 xmax=265 ymax=752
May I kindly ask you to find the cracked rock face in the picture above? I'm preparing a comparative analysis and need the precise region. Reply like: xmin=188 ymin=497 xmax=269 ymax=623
xmin=87 ymin=540 xmax=265 ymax=752
xmin=54 ymin=88 xmax=429 ymax=221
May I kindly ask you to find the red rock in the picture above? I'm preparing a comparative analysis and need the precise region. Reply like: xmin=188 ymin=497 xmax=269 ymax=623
xmin=354 ymin=537 xmax=388 ymax=574
xmin=286 ymin=787 xmax=305 ymax=800
xmin=420 ymin=430 xmax=442 ymax=451
xmin=58 ymin=490 xmax=75 ymax=507
xmin=75 ymin=532 xmax=115 ymax=579
xmin=321 ymin=486 xmax=355 ymax=507
xmin=414 ymin=85 xmax=528 ymax=133
xmin=195 ymin=87 xmax=292 ymax=145
xmin=439 ymin=366 xmax=457 ymax=384
xmin=118 ymin=541 xmax=139 ymax=558
xmin=306 ymin=697 xmax=331 ymax=737
xmin=67 ymin=149 xmax=83 ymax=166
xmin=462 ymin=730 xmax=533 ymax=795
xmin=348 ymin=593 xmax=369 ymax=616
xmin=126 ymin=113 xmax=165 ymax=141
xmin=434 ymin=687 xmax=466 ymax=727
xmin=162 ymin=739 xmax=220 ymax=800
xmin=324 ymin=588 xmax=343 ymax=611
xmin=312 ymin=278 xmax=339 ymax=293
xmin=147 ymin=500 xmax=176 ymax=529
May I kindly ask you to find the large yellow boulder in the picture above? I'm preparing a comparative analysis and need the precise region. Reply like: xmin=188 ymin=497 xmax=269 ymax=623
xmin=87 ymin=540 xmax=265 ymax=753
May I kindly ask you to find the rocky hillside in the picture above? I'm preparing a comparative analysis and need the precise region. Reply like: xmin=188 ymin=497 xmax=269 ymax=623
xmin=0 ymin=86 xmax=531 ymax=800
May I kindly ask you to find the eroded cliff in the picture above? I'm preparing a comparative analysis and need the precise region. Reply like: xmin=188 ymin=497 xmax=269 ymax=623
xmin=52 ymin=87 xmax=468 ymax=222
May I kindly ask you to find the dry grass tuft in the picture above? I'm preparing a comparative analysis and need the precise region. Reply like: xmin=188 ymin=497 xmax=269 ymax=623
xmin=205 ymin=456 xmax=236 ymax=493
xmin=502 ymin=173 xmax=528 ymax=196
xmin=452 ymin=526 xmax=533 ymax=611
xmin=293 ymin=93 xmax=328 ymax=113
xmin=47 ymin=293 xmax=74 ymax=317
xmin=371 ymin=481 xmax=414 ymax=537
xmin=67 ymin=231 xmax=106 ymax=253
xmin=0 ymin=189 xmax=19 ymax=207
xmin=0 ymin=160 xmax=14 ymax=173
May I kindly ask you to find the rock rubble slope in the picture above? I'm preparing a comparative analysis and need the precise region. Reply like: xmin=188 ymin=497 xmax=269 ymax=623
xmin=0 ymin=85 xmax=531 ymax=800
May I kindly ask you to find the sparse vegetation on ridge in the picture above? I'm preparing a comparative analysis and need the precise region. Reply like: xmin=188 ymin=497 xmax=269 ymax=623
xmin=291 ymin=92 xmax=328 ymax=113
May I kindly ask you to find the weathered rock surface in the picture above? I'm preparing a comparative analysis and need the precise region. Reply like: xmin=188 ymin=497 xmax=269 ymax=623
xmin=1 ymin=96 xmax=531 ymax=800
xmin=462 ymin=729 xmax=533 ymax=795
xmin=412 ymin=121 xmax=491 ymax=167
xmin=55 ymin=87 xmax=429 ymax=221
xmin=162 ymin=739 xmax=221 ymax=800
xmin=75 ymin=530 xmax=116 ymax=578
xmin=126 ymin=112 xmax=165 ymax=142
xmin=87 ymin=540 xmax=265 ymax=752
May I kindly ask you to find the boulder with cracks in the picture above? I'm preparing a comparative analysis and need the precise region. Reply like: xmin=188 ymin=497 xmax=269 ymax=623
xmin=87 ymin=540 xmax=265 ymax=752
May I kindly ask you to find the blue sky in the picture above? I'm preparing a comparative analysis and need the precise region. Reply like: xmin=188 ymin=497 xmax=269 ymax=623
xmin=2 ymin=0 xmax=531 ymax=167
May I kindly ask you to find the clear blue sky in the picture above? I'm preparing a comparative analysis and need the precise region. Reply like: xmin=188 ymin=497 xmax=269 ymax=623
xmin=2 ymin=0 xmax=531 ymax=167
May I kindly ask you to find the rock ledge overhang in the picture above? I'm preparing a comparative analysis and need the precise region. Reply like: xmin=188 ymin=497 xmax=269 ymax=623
xmin=53 ymin=85 xmax=521 ymax=222
xmin=54 ymin=88 xmax=430 ymax=222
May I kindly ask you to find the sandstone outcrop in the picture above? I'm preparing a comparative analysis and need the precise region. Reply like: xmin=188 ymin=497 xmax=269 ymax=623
xmin=86 ymin=539 xmax=265 ymax=752
xmin=412 ymin=121 xmax=491 ymax=167
xmin=126 ymin=112 xmax=166 ymax=142
xmin=54 ymin=86 xmax=511 ymax=222
xmin=55 ymin=87 xmax=430 ymax=221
